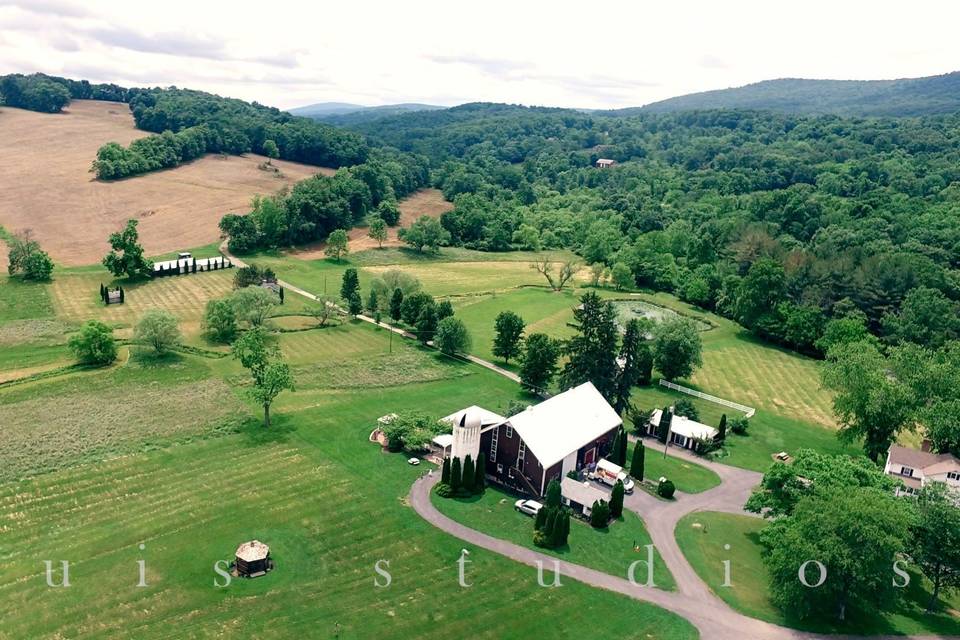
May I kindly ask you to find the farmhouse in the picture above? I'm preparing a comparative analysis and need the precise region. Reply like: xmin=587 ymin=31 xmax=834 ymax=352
xmin=883 ymin=443 xmax=960 ymax=497
xmin=646 ymin=408 xmax=719 ymax=451
xmin=445 ymin=382 xmax=621 ymax=497
xmin=595 ymin=158 xmax=616 ymax=168
xmin=561 ymin=476 xmax=608 ymax=517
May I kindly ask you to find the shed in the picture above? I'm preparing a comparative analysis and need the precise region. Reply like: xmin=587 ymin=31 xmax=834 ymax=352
xmin=595 ymin=158 xmax=616 ymax=168
xmin=561 ymin=476 xmax=608 ymax=516
xmin=234 ymin=540 xmax=272 ymax=578
xmin=432 ymin=433 xmax=454 ymax=458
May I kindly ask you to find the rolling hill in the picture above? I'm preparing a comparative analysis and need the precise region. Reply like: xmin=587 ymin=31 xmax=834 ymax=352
xmin=289 ymin=101 xmax=444 ymax=125
xmin=606 ymin=71 xmax=960 ymax=117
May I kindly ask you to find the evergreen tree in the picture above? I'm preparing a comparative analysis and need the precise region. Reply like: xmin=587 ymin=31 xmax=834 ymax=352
xmin=441 ymin=457 xmax=451 ymax=485
xmin=557 ymin=511 xmax=570 ymax=546
xmin=462 ymin=455 xmax=475 ymax=495
xmin=545 ymin=478 xmax=562 ymax=508
xmin=543 ymin=507 xmax=558 ymax=540
xmin=590 ymin=500 xmax=610 ymax=528
xmin=415 ymin=303 xmax=438 ymax=344
xmin=366 ymin=289 xmax=379 ymax=314
xmin=613 ymin=318 xmax=649 ymax=413
xmin=348 ymin=290 xmax=363 ymax=317
xmin=617 ymin=427 xmax=629 ymax=467
xmin=340 ymin=268 xmax=360 ymax=304
xmin=658 ymin=407 xmax=672 ymax=443
xmin=534 ymin=505 xmax=548 ymax=531
xmin=610 ymin=480 xmax=625 ymax=518
xmin=450 ymin=457 xmax=462 ymax=494
xmin=389 ymin=288 xmax=403 ymax=322
xmin=718 ymin=414 xmax=727 ymax=441
xmin=474 ymin=452 xmax=486 ymax=493
xmin=610 ymin=429 xmax=622 ymax=463
xmin=561 ymin=292 xmax=619 ymax=400
xmin=278 ymin=287 xmax=284 ymax=304
xmin=630 ymin=440 xmax=646 ymax=481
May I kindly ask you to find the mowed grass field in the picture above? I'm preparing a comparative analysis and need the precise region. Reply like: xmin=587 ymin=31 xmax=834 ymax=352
xmin=0 ymin=324 xmax=698 ymax=639
xmin=675 ymin=512 xmax=960 ymax=636
xmin=48 ymin=269 xmax=235 ymax=342
xmin=0 ymin=100 xmax=325 ymax=266
xmin=433 ymin=486 xmax=677 ymax=591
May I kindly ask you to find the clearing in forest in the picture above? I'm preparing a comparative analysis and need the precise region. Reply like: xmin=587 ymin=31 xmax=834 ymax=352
xmin=0 ymin=100 xmax=328 ymax=266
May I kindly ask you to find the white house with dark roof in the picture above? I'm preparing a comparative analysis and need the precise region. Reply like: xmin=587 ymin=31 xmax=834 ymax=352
xmin=445 ymin=382 xmax=622 ymax=497
xmin=884 ymin=444 xmax=960 ymax=497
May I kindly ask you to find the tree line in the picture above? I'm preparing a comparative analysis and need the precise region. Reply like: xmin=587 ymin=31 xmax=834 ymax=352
xmin=345 ymin=103 xmax=960 ymax=359
xmin=89 ymin=85 xmax=371 ymax=179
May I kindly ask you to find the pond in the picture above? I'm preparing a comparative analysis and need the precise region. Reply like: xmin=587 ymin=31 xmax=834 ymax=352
xmin=611 ymin=299 xmax=712 ymax=332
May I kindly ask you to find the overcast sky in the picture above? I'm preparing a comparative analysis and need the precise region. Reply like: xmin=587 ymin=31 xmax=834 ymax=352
xmin=1 ymin=0 xmax=957 ymax=111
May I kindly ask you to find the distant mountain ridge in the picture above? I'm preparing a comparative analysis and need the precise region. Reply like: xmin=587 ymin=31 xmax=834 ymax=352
xmin=604 ymin=71 xmax=960 ymax=117
xmin=288 ymin=102 xmax=444 ymax=125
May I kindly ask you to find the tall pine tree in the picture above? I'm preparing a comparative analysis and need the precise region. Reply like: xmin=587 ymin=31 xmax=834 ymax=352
xmin=610 ymin=480 xmax=625 ymax=518
xmin=462 ymin=455 xmax=475 ymax=495
xmin=630 ymin=440 xmax=645 ymax=481
xmin=561 ymin=292 xmax=619 ymax=401
xmin=474 ymin=452 xmax=486 ymax=493
xmin=441 ymin=457 xmax=451 ymax=485
xmin=613 ymin=318 xmax=650 ymax=414
xmin=450 ymin=457 xmax=462 ymax=494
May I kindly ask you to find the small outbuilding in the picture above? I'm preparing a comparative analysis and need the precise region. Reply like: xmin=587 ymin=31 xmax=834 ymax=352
xmin=234 ymin=540 xmax=272 ymax=578
xmin=561 ymin=476 xmax=608 ymax=517
xmin=595 ymin=158 xmax=616 ymax=168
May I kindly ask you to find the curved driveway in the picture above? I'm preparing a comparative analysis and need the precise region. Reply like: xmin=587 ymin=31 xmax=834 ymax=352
xmin=409 ymin=446 xmax=954 ymax=640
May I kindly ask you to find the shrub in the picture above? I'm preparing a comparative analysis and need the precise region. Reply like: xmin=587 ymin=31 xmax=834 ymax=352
xmin=435 ymin=483 xmax=453 ymax=498
xmin=590 ymin=500 xmax=611 ymax=528
xmin=657 ymin=479 xmax=676 ymax=499
xmin=730 ymin=416 xmax=750 ymax=435
xmin=68 ymin=320 xmax=117 ymax=365
xmin=673 ymin=397 xmax=699 ymax=421
xmin=203 ymin=298 xmax=238 ymax=343
xmin=134 ymin=309 xmax=181 ymax=355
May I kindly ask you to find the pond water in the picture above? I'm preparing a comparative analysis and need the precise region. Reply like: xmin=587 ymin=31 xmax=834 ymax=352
xmin=611 ymin=300 xmax=712 ymax=332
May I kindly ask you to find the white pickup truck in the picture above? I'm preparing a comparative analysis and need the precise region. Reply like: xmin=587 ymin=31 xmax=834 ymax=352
xmin=589 ymin=459 xmax=635 ymax=493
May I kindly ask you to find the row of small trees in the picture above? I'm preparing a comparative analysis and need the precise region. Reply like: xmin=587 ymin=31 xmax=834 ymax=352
xmin=437 ymin=453 xmax=486 ymax=497
xmin=534 ymin=480 xmax=571 ymax=548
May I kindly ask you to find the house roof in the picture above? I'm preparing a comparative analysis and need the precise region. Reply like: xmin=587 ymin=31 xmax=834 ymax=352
xmin=650 ymin=409 xmax=718 ymax=441
xmin=506 ymin=382 xmax=622 ymax=469
xmin=235 ymin=540 xmax=269 ymax=562
xmin=887 ymin=445 xmax=958 ymax=472
xmin=441 ymin=405 xmax=506 ymax=431
xmin=596 ymin=158 xmax=615 ymax=164
xmin=561 ymin=476 xmax=608 ymax=506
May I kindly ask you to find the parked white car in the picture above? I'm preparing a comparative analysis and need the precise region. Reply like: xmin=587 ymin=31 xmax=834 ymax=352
xmin=407 ymin=458 xmax=420 ymax=466
xmin=514 ymin=499 xmax=544 ymax=516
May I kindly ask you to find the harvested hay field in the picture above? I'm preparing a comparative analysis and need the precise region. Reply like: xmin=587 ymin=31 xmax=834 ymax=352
xmin=0 ymin=100 xmax=330 ymax=266
xmin=291 ymin=188 xmax=453 ymax=258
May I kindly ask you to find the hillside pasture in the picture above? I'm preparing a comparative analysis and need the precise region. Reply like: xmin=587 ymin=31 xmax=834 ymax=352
xmin=0 ymin=362 xmax=697 ymax=640
xmin=0 ymin=100 xmax=326 ymax=266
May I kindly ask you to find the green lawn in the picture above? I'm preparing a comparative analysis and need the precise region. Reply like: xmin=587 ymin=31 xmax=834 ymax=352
xmin=0 ymin=349 xmax=698 ymax=639
xmin=626 ymin=385 xmax=861 ymax=473
xmin=0 ymin=275 xmax=55 ymax=322
xmin=627 ymin=441 xmax=721 ymax=493
xmin=675 ymin=511 xmax=960 ymax=636
xmin=432 ymin=486 xmax=677 ymax=591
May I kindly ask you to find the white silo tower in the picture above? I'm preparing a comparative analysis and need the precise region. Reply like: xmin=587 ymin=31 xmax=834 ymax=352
xmin=451 ymin=410 xmax=481 ymax=464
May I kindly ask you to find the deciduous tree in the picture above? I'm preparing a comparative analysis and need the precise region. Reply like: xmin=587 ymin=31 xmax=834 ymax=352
xmin=68 ymin=320 xmax=117 ymax=365
xmin=103 ymin=219 xmax=152 ymax=279
xmin=519 ymin=333 xmax=560 ymax=392
xmin=134 ymin=309 xmax=181 ymax=355
xmin=325 ymin=229 xmax=350 ymax=262
xmin=492 ymin=311 xmax=525 ymax=364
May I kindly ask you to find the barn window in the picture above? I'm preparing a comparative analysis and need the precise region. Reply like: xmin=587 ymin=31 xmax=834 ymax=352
xmin=505 ymin=425 xmax=513 ymax=439
xmin=518 ymin=441 xmax=526 ymax=463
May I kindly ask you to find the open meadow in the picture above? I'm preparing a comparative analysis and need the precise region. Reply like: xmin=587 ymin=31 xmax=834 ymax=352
xmin=0 ymin=286 xmax=698 ymax=639
xmin=0 ymin=100 xmax=326 ymax=266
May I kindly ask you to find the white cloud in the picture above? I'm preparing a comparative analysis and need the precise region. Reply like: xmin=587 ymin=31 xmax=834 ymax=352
xmin=0 ymin=0 xmax=957 ymax=110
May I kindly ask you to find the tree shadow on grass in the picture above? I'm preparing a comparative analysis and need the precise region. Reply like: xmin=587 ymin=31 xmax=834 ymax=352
xmin=238 ymin=413 xmax=296 ymax=446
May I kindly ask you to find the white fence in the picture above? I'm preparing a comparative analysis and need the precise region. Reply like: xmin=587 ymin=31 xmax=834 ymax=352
xmin=659 ymin=379 xmax=756 ymax=418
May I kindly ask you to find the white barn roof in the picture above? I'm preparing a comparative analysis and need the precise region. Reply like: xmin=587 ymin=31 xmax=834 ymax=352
xmin=650 ymin=409 xmax=718 ymax=441
xmin=507 ymin=382 xmax=622 ymax=468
